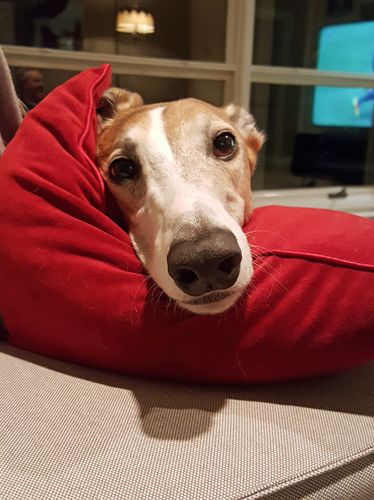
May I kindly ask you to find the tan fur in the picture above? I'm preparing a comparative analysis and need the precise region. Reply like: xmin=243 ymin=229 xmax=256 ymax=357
xmin=97 ymin=93 xmax=264 ymax=225
xmin=96 ymin=89 xmax=264 ymax=314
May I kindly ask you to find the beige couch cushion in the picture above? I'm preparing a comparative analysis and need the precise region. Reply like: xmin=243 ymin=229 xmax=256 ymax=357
xmin=0 ymin=344 xmax=373 ymax=499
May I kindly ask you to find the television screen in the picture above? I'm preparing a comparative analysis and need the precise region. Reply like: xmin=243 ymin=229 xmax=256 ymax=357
xmin=313 ymin=21 xmax=374 ymax=128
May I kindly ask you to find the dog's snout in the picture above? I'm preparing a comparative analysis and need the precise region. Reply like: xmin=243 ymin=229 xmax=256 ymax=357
xmin=167 ymin=229 xmax=242 ymax=296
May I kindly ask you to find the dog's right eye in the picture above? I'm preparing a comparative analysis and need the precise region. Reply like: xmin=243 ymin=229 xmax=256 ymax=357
xmin=109 ymin=157 xmax=139 ymax=182
xmin=213 ymin=132 xmax=237 ymax=159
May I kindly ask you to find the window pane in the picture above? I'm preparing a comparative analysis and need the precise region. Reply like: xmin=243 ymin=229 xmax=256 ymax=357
xmin=10 ymin=67 xmax=78 ymax=110
xmin=254 ymin=0 xmax=374 ymax=72
xmin=10 ymin=66 xmax=224 ymax=110
xmin=250 ymin=83 xmax=374 ymax=190
xmin=1 ymin=0 xmax=227 ymax=62
xmin=116 ymin=75 xmax=224 ymax=106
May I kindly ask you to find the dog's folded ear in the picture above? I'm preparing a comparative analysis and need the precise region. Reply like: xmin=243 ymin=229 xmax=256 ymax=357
xmin=223 ymin=104 xmax=265 ymax=154
xmin=97 ymin=87 xmax=143 ymax=129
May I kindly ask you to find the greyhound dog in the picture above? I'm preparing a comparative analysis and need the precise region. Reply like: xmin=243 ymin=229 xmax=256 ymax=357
xmin=96 ymin=89 xmax=264 ymax=314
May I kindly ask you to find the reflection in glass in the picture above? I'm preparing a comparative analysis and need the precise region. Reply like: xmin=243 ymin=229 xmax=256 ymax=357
xmin=9 ymin=67 xmax=224 ymax=111
xmin=254 ymin=0 xmax=374 ymax=71
xmin=116 ymin=9 xmax=155 ymax=35
xmin=251 ymin=84 xmax=374 ymax=190
xmin=0 ymin=0 xmax=227 ymax=62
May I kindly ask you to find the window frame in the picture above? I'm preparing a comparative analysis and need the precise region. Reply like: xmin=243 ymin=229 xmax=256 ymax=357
xmin=2 ymin=0 xmax=374 ymax=215
xmin=239 ymin=0 xmax=374 ymax=216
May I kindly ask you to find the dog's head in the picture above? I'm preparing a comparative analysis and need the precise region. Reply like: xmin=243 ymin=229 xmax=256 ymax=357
xmin=96 ymin=88 xmax=264 ymax=314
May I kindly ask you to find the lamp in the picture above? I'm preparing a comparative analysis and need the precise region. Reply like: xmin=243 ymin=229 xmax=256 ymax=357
xmin=116 ymin=8 xmax=155 ymax=35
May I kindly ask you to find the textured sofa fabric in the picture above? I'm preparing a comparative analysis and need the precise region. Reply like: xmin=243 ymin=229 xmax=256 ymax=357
xmin=1 ymin=345 xmax=373 ymax=500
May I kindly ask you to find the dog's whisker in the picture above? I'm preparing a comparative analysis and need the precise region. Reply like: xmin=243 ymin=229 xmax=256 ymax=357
xmin=236 ymin=351 xmax=250 ymax=379
xmin=250 ymin=256 xmax=289 ymax=295
xmin=130 ymin=275 xmax=151 ymax=323
xmin=150 ymin=284 xmax=162 ymax=302
xmin=145 ymin=281 xmax=159 ymax=300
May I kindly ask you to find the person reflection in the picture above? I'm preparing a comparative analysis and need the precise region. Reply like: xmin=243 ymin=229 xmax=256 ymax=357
xmin=15 ymin=68 xmax=46 ymax=111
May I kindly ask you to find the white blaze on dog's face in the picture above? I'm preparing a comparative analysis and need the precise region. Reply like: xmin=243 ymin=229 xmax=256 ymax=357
xmin=96 ymin=88 xmax=264 ymax=314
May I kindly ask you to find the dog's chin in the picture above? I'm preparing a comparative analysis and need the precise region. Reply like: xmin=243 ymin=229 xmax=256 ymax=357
xmin=176 ymin=289 xmax=244 ymax=315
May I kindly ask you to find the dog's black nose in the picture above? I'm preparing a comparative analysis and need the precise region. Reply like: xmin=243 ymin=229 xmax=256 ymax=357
xmin=167 ymin=229 xmax=242 ymax=296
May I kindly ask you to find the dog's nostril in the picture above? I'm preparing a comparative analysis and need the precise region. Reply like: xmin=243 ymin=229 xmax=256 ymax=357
xmin=177 ymin=268 xmax=198 ymax=286
xmin=218 ymin=255 xmax=239 ymax=275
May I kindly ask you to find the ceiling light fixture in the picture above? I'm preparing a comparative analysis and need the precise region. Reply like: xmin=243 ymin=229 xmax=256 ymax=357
xmin=116 ymin=8 xmax=155 ymax=35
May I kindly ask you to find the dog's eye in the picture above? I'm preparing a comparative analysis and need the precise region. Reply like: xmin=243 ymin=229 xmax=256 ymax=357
xmin=109 ymin=157 xmax=139 ymax=182
xmin=213 ymin=132 xmax=237 ymax=159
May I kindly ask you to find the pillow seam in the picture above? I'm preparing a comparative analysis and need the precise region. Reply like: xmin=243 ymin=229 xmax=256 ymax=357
xmin=255 ymin=249 xmax=374 ymax=272
xmin=78 ymin=64 xmax=111 ymax=196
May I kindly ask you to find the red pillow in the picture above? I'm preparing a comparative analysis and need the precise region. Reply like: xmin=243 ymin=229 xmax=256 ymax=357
xmin=0 ymin=65 xmax=373 ymax=383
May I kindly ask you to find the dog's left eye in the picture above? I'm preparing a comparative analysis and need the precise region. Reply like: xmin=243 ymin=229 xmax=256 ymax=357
xmin=213 ymin=132 xmax=237 ymax=159
xmin=109 ymin=157 xmax=139 ymax=182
